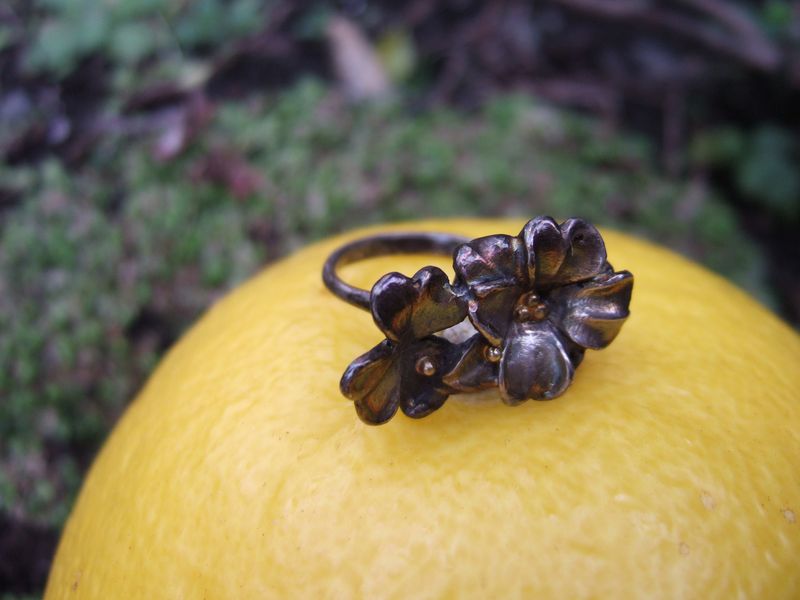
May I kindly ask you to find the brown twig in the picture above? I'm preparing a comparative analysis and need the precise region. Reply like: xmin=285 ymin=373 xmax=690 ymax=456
xmin=431 ymin=0 xmax=508 ymax=102
xmin=550 ymin=0 xmax=782 ymax=72
xmin=522 ymin=79 xmax=619 ymax=118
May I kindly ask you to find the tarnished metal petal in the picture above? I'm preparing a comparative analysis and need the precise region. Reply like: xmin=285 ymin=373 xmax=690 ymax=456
xmin=370 ymin=273 xmax=415 ymax=341
xmin=552 ymin=271 xmax=634 ymax=349
xmin=453 ymin=234 xmax=527 ymax=297
xmin=340 ymin=340 xmax=401 ymax=425
xmin=441 ymin=333 xmax=499 ymax=392
xmin=397 ymin=335 xmax=454 ymax=418
xmin=551 ymin=218 xmax=607 ymax=286
xmin=520 ymin=216 xmax=567 ymax=285
xmin=466 ymin=285 xmax=523 ymax=346
xmin=400 ymin=386 xmax=449 ymax=419
xmin=371 ymin=266 xmax=467 ymax=341
xmin=498 ymin=320 xmax=575 ymax=405
xmin=408 ymin=266 xmax=468 ymax=339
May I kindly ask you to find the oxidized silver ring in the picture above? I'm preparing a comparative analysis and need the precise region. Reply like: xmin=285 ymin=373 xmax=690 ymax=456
xmin=323 ymin=217 xmax=633 ymax=425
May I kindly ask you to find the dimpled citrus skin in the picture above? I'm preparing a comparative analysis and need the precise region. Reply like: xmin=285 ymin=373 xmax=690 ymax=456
xmin=46 ymin=219 xmax=800 ymax=599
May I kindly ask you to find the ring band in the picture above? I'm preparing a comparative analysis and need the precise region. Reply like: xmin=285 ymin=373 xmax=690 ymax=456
xmin=322 ymin=232 xmax=468 ymax=310
xmin=323 ymin=218 xmax=634 ymax=425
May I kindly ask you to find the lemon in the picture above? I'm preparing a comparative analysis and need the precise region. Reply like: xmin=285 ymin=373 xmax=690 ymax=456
xmin=46 ymin=219 xmax=800 ymax=599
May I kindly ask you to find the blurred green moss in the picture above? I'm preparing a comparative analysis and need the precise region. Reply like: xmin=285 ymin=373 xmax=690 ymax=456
xmin=0 ymin=80 xmax=771 ymax=527
xmin=23 ymin=0 xmax=271 ymax=79
xmin=689 ymin=125 xmax=799 ymax=220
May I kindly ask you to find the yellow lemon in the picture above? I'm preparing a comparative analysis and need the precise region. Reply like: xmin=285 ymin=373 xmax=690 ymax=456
xmin=46 ymin=219 xmax=800 ymax=599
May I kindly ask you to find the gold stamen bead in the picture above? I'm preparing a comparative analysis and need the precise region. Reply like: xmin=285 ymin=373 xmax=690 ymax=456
xmin=416 ymin=356 xmax=436 ymax=376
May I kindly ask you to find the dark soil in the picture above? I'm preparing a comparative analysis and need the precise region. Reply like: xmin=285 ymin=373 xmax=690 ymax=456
xmin=0 ymin=513 xmax=59 ymax=595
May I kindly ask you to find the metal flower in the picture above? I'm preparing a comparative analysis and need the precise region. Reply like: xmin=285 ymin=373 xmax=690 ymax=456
xmin=340 ymin=266 xmax=468 ymax=424
xmin=327 ymin=216 xmax=634 ymax=424
xmin=453 ymin=217 xmax=633 ymax=405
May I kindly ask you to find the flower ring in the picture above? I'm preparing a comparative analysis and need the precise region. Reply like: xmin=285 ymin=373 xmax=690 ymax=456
xmin=322 ymin=218 xmax=633 ymax=424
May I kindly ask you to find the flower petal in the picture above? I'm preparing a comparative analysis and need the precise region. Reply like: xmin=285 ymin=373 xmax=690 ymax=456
xmin=441 ymin=333 xmax=499 ymax=392
xmin=370 ymin=273 xmax=415 ymax=341
xmin=453 ymin=234 xmax=527 ymax=345
xmin=520 ymin=216 xmax=567 ymax=285
xmin=552 ymin=271 xmax=633 ymax=349
xmin=453 ymin=234 xmax=527 ymax=297
xmin=371 ymin=266 xmax=466 ymax=341
xmin=498 ymin=320 xmax=574 ymax=405
xmin=408 ymin=266 xmax=468 ymax=339
xmin=401 ymin=386 xmax=449 ymax=419
xmin=340 ymin=340 xmax=401 ymax=425
xmin=397 ymin=336 xmax=454 ymax=418
xmin=466 ymin=285 xmax=522 ymax=346
xmin=552 ymin=218 xmax=607 ymax=286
